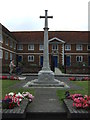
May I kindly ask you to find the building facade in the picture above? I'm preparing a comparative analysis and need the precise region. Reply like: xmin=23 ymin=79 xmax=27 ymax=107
xmin=0 ymin=23 xmax=90 ymax=74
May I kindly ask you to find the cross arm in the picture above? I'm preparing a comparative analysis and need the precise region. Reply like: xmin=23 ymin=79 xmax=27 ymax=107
xmin=40 ymin=16 xmax=45 ymax=18
xmin=40 ymin=16 xmax=53 ymax=18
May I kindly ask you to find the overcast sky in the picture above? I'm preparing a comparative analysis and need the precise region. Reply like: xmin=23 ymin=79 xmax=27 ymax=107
xmin=0 ymin=0 xmax=89 ymax=31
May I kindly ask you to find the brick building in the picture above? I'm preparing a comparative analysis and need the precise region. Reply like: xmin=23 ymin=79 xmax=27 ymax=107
xmin=0 ymin=23 xmax=89 ymax=74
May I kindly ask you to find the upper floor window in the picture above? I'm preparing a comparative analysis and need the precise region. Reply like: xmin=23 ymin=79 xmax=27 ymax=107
xmin=10 ymin=53 xmax=13 ymax=60
xmin=87 ymin=45 xmax=90 ymax=50
xmin=5 ymin=51 xmax=8 ymax=60
xmin=14 ymin=43 xmax=16 ymax=50
xmin=76 ymin=56 xmax=83 ymax=62
xmin=52 ymin=44 xmax=58 ymax=50
xmin=39 ymin=44 xmax=44 ymax=50
xmin=28 ymin=55 xmax=34 ymax=62
xmin=0 ymin=50 xmax=3 ymax=59
xmin=5 ymin=39 xmax=8 ymax=46
xmin=76 ymin=44 xmax=83 ymax=51
xmin=0 ymin=34 xmax=2 ymax=43
xmin=10 ymin=40 xmax=13 ymax=48
xmin=28 ymin=44 xmax=34 ymax=50
xmin=17 ymin=44 xmax=23 ymax=50
xmin=65 ymin=44 xmax=71 ymax=51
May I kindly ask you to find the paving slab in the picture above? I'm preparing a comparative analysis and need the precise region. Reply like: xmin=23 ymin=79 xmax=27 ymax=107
xmin=27 ymin=88 xmax=66 ymax=113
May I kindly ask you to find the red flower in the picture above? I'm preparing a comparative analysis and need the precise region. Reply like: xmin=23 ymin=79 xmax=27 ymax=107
xmin=69 ymin=77 xmax=76 ymax=81
xmin=67 ymin=93 xmax=90 ymax=109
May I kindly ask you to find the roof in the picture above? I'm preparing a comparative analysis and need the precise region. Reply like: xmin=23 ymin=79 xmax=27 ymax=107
xmin=1 ymin=23 xmax=16 ymax=40
xmin=12 ymin=31 xmax=44 ymax=44
xmin=12 ymin=31 xmax=89 ymax=44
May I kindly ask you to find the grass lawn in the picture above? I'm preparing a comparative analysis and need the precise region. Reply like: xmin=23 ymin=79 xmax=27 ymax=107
xmin=2 ymin=80 xmax=34 ymax=99
xmin=57 ymin=81 xmax=88 ymax=102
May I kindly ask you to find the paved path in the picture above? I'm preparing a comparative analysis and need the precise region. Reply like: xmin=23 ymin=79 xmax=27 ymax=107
xmin=2 ymin=75 xmax=89 ymax=120
xmin=27 ymin=88 xmax=65 ymax=113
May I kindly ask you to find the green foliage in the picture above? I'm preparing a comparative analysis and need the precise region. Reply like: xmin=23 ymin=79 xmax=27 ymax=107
xmin=2 ymin=80 xmax=34 ymax=98
xmin=57 ymin=81 xmax=88 ymax=102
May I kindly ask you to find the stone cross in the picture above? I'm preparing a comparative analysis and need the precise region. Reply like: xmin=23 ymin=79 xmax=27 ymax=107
xmin=40 ymin=10 xmax=53 ymax=71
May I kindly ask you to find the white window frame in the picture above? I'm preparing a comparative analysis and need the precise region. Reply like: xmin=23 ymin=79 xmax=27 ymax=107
xmin=87 ymin=45 xmax=90 ymax=50
xmin=5 ymin=51 xmax=8 ymax=60
xmin=17 ymin=44 xmax=23 ymax=50
xmin=10 ymin=40 xmax=13 ymax=48
xmin=65 ymin=44 xmax=71 ymax=51
xmin=39 ymin=44 xmax=44 ymax=51
xmin=5 ymin=39 xmax=8 ymax=46
xmin=76 ymin=44 xmax=83 ymax=51
xmin=28 ymin=55 xmax=34 ymax=62
xmin=52 ymin=44 xmax=58 ymax=50
xmin=14 ymin=43 xmax=16 ymax=50
xmin=0 ymin=50 xmax=3 ymax=59
xmin=28 ymin=44 xmax=34 ymax=50
xmin=10 ymin=53 xmax=13 ymax=60
xmin=76 ymin=56 xmax=83 ymax=62
xmin=0 ymin=34 xmax=1 ymax=41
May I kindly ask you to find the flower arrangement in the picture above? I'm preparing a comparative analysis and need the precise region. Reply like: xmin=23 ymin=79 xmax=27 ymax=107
xmin=65 ymin=92 xmax=90 ymax=109
xmin=73 ymin=95 xmax=90 ymax=109
xmin=69 ymin=77 xmax=76 ymax=81
xmin=0 ymin=75 xmax=18 ymax=80
xmin=22 ymin=92 xmax=34 ymax=102
xmin=2 ymin=92 xmax=34 ymax=109
xmin=69 ymin=77 xmax=90 ymax=81
xmin=82 ymin=77 xmax=90 ymax=81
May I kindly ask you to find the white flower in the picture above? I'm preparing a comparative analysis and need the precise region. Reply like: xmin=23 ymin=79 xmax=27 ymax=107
xmin=16 ymin=92 xmax=24 ymax=98
xmin=8 ymin=92 xmax=14 ymax=96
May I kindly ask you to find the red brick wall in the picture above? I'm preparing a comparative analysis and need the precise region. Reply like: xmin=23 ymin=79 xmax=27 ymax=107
xmin=66 ymin=67 xmax=90 ymax=74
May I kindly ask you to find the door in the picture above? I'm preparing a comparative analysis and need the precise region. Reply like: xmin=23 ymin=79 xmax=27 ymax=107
xmin=66 ymin=56 xmax=70 ymax=66
xmin=18 ymin=55 xmax=22 ymax=62
xmin=40 ymin=56 xmax=43 ymax=66
xmin=53 ymin=56 xmax=58 ymax=67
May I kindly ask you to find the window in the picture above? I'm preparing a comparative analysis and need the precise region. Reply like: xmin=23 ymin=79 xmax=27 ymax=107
xmin=52 ymin=44 xmax=58 ymax=50
xmin=10 ymin=53 xmax=13 ymax=60
xmin=10 ymin=40 xmax=13 ymax=48
xmin=65 ymin=44 xmax=71 ymax=51
xmin=0 ymin=34 xmax=2 ymax=42
xmin=28 ymin=44 xmax=34 ymax=50
xmin=14 ymin=43 xmax=16 ymax=50
xmin=39 ymin=44 xmax=44 ymax=50
xmin=5 ymin=51 xmax=8 ymax=60
xmin=87 ymin=45 xmax=90 ymax=50
xmin=17 ymin=44 xmax=23 ymax=50
xmin=28 ymin=55 xmax=34 ymax=62
xmin=5 ymin=39 xmax=8 ymax=46
xmin=13 ymin=54 xmax=16 ymax=62
xmin=0 ymin=50 xmax=3 ymax=59
xmin=76 ymin=44 xmax=83 ymax=51
xmin=76 ymin=56 xmax=83 ymax=62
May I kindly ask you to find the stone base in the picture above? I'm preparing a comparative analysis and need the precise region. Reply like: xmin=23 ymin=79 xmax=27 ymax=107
xmin=23 ymin=70 xmax=69 ymax=88
xmin=38 ymin=70 xmax=55 ymax=84
xmin=23 ymin=79 xmax=69 ymax=88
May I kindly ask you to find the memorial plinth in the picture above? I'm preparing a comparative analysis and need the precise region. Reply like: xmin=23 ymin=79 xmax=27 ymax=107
xmin=25 ymin=10 xmax=69 ymax=88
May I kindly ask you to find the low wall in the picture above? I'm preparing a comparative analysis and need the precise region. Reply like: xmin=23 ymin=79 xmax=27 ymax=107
xmin=2 ymin=66 xmax=41 ymax=73
xmin=66 ymin=66 xmax=90 ymax=74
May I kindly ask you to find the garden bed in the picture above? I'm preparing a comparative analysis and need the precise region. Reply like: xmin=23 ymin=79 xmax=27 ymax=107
xmin=64 ymin=99 xmax=90 ymax=119
xmin=2 ymin=99 xmax=29 ymax=119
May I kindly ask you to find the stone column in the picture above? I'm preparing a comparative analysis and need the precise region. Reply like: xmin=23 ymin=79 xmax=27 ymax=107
xmin=38 ymin=10 xmax=55 ymax=83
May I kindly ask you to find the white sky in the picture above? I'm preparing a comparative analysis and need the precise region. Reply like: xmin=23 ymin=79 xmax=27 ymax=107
xmin=0 ymin=0 xmax=89 ymax=31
